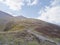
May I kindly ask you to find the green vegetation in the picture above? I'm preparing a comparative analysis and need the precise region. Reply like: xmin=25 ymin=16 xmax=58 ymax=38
xmin=0 ymin=31 xmax=40 ymax=45
xmin=0 ymin=16 xmax=60 ymax=45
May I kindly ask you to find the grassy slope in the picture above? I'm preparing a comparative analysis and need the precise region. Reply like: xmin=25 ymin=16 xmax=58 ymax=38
xmin=0 ymin=18 xmax=60 ymax=45
xmin=0 ymin=18 xmax=41 ymax=45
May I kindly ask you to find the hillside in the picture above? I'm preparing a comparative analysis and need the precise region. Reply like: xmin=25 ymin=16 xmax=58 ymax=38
xmin=0 ymin=11 xmax=14 ymax=31
xmin=0 ymin=11 xmax=60 ymax=45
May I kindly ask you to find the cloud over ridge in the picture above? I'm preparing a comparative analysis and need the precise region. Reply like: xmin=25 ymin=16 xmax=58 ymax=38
xmin=38 ymin=0 xmax=60 ymax=25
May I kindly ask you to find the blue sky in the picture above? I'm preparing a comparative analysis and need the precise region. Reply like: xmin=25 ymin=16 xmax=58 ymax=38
xmin=0 ymin=0 xmax=53 ymax=18
xmin=0 ymin=0 xmax=60 ymax=25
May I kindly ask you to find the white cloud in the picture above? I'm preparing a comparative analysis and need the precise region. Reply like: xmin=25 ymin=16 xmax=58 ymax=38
xmin=51 ymin=0 xmax=60 ymax=6
xmin=0 ymin=0 xmax=38 ymax=10
xmin=26 ymin=0 xmax=38 ymax=6
xmin=38 ymin=0 xmax=60 ymax=25
xmin=0 ymin=0 xmax=24 ymax=10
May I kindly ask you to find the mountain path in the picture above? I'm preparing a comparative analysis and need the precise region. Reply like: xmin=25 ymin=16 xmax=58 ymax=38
xmin=27 ymin=30 xmax=60 ymax=45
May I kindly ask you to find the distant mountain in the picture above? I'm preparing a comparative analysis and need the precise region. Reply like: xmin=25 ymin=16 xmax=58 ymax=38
xmin=0 ymin=11 xmax=13 ymax=19
xmin=0 ymin=11 xmax=14 ymax=31
xmin=15 ymin=15 xmax=26 ymax=19
xmin=14 ymin=15 xmax=27 ymax=22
